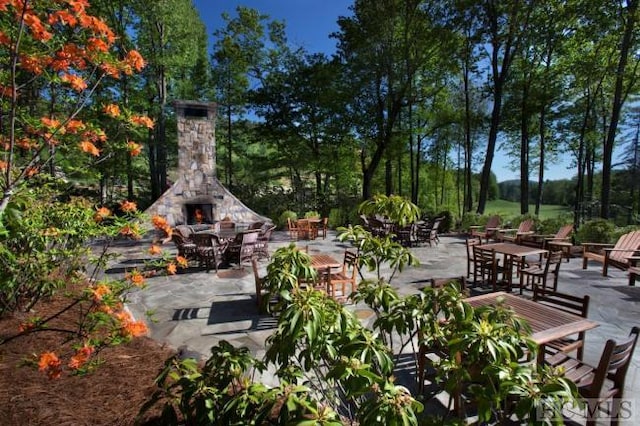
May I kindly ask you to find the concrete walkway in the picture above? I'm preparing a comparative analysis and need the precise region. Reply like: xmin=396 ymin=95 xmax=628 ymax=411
xmin=112 ymin=230 xmax=640 ymax=422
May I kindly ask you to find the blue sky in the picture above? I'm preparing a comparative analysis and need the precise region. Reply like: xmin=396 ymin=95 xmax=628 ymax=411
xmin=193 ymin=1 xmax=578 ymax=183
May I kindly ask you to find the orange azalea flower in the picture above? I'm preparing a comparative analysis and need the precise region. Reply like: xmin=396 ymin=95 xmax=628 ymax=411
xmin=124 ymin=320 xmax=148 ymax=337
xmin=38 ymin=351 xmax=62 ymax=379
xmin=124 ymin=50 xmax=145 ymax=72
xmin=65 ymin=119 xmax=85 ymax=133
xmin=68 ymin=346 xmax=93 ymax=369
xmin=120 ymin=224 xmax=141 ymax=239
xmin=25 ymin=166 xmax=39 ymax=177
xmin=94 ymin=206 xmax=111 ymax=222
xmin=0 ymin=160 xmax=7 ymax=172
xmin=24 ymin=13 xmax=53 ymax=42
xmin=126 ymin=270 xmax=145 ymax=287
xmin=91 ymin=284 xmax=111 ymax=302
xmin=103 ymin=103 xmax=120 ymax=118
xmin=80 ymin=140 xmax=100 ymax=156
xmin=68 ymin=0 xmax=89 ymax=13
xmin=18 ymin=321 xmax=35 ymax=333
xmin=41 ymin=117 xmax=60 ymax=129
xmin=152 ymin=215 xmax=168 ymax=229
xmin=100 ymin=62 xmax=120 ymax=79
xmin=127 ymin=141 xmax=142 ymax=156
xmin=166 ymin=262 xmax=177 ymax=275
xmin=149 ymin=244 xmax=162 ymax=255
xmin=130 ymin=115 xmax=154 ymax=129
xmin=176 ymin=256 xmax=188 ymax=268
xmin=0 ymin=30 xmax=10 ymax=45
xmin=61 ymin=73 xmax=88 ymax=92
xmin=120 ymin=200 xmax=137 ymax=212
xmin=87 ymin=37 xmax=109 ymax=53
xmin=20 ymin=54 xmax=46 ymax=75
xmin=48 ymin=10 xmax=78 ymax=27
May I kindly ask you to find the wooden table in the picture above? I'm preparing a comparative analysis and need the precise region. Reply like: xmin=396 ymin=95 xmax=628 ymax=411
xmin=310 ymin=253 xmax=342 ymax=270
xmin=477 ymin=242 xmax=548 ymax=290
xmin=466 ymin=292 xmax=599 ymax=364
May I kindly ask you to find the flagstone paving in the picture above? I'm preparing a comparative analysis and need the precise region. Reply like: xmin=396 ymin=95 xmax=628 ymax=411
xmin=112 ymin=230 xmax=640 ymax=422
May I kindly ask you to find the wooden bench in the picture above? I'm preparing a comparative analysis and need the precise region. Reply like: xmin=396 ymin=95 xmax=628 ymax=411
xmin=582 ymin=230 xmax=640 ymax=276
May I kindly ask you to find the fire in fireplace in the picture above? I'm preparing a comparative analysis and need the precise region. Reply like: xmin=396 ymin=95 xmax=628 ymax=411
xmin=184 ymin=203 xmax=214 ymax=225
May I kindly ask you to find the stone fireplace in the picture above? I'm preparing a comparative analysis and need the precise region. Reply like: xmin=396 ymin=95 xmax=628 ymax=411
xmin=144 ymin=100 xmax=269 ymax=227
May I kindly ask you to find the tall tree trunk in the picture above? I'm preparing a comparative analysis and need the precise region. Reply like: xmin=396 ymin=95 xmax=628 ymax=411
xmin=463 ymin=61 xmax=473 ymax=213
xmin=520 ymin=83 xmax=530 ymax=215
xmin=535 ymin=104 xmax=546 ymax=216
xmin=601 ymin=0 xmax=638 ymax=218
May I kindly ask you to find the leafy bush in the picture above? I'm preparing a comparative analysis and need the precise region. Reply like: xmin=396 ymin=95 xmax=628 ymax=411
xmin=304 ymin=210 xmax=320 ymax=218
xmin=277 ymin=210 xmax=297 ymax=229
xmin=434 ymin=210 xmax=453 ymax=233
xmin=575 ymin=219 xmax=616 ymax=244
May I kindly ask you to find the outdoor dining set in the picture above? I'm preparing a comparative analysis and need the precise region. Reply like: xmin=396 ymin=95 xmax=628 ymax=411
xmin=170 ymin=220 xmax=276 ymax=272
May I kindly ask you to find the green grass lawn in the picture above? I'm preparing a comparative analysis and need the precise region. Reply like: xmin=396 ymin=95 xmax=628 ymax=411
xmin=484 ymin=200 xmax=571 ymax=220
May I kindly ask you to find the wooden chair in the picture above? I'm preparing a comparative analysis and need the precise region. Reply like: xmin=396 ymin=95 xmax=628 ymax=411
xmin=547 ymin=327 xmax=639 ymax=426
xmin=533 ymin=287 xmax=590 ymax=360
xmin=286 ymin=217 xmax=300 ymax=240
xmin=469 ymin=215 xmax=501 ymax=243
xmin=326 ymin=250 xmax=359 ymax=302
xmin=296 ymin=218 xmax=315 ymax=240
xmin=170 ymin=228 xmax=198 ymax=260
xmin=497 ymin=218 xmax=535 ymax=244
xmin=225 ymin=230 xmax=259 ymax=268
xmin=254 ymin=225 xmax=276 ymax=260
xmin=472 ymin=246 xmax=505 ymax=291
xmin=251 ymin=258 xmax=268 ymax=313
xmin=518 ymin=250 xmax=563 ymax=293
xmin=521 ymin=223 xmax=573 ymax=248
xmin=191 ymin=233 xmax=227 ymax=272
xmin=582 ymin=230 xmax=640 ymax=276
xmin=417 ymin=217 xmax=443 ymax=247
xmin=318 ymin=217 xmax=329 ymax=239
xmin=465 ymin=236 xmax=482 ymax=279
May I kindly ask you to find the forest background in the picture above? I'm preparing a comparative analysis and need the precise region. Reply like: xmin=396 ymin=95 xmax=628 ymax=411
xmin=4 ymin=0 xmax=640 ymax=229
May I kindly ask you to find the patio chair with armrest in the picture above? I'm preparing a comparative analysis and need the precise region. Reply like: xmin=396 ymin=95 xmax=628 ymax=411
xmin=521 ymin=223 xmax=573 ymax=249
xmin=469 ymin=215 xmax=501 ymax=244
xmin=254 ymin=224 xmax=276 ymax=260
xmin=582 ymin=230 xmax=640 ymax=276
xmin=497 ymin=218 xmax=535 ymax=244
xmin=326 ymin=250 xmax=359 ymax=302
xmin=191 ymin=233 xmax=227 ymax=272
xmin=546 ymin=326 xmax=639 ymax=426
xmin=171 ymin=227 xmax=198 ymax=261
xmin=518 ymin=250 xmax=564 ymax=293
xmin=533 ymin=287 xmax=590 ymax=361
xmin=225 ymin=230 xmax=259 ymax=269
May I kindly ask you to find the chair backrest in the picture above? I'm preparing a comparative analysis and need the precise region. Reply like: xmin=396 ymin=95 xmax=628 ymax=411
xmin=610 ymin=230 xmax=640 ymax=263
xmin=175 ymin=225 xmax=193 ymax=239
xmin=554 ymin=224 xmax=573 ymax=240
xmin=517 ymin=218 xmax=534 ymax=233
xmin=587 ymin=326 xmax=640 ymax=399
xmin=486 ymin=215 xmax=501 ymax=229
xmin=473 ymin=245 xmax=496 ymax=264
xmin=545 ymin=250 xmax=564 ymax=273
xmin=466 ymin=236 xmax=481 ymax=259
xmin=342 ymin=250 xmax=359 ymax=278
xmin=191 ymin=232 xmax=211 ymax=248
xmin=248 ymin=221 xmax=265 ymax=230
xmin=533 ymin=288 xmax=589 ymax=318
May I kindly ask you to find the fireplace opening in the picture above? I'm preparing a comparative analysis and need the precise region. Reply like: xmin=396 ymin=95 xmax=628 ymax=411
xmin=184 ymin=203 xmax=214 ymax=225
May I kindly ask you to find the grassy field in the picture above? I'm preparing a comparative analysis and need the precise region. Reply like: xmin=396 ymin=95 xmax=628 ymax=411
xmin=484 ymin=200 xmax=571 ymax=220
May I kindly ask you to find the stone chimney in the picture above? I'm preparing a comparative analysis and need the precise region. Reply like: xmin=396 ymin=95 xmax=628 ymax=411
xmin=144 ymin=100 xmax=269 ymax=227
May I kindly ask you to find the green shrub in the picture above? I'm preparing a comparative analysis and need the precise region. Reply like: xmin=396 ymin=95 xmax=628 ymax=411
xmin=432 ymin=210 xmax=453 ymax=233
xmin=304 ymin=210 xmax=320 ymax=219
xmin=277 ymin=210 xmax=297 ymax=229
xmin=575 ymin=219 xmax=616 ymax=244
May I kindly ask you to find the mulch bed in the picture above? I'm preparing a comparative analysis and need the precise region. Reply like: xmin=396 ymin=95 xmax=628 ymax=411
xmin=0 ymin=290 xmax=175 ymax=425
